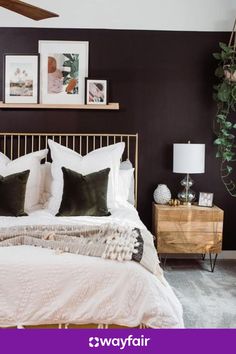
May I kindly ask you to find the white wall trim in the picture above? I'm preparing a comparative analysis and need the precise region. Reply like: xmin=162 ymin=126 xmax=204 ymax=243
xmin=218 ymin=251 xmax=236 ymax=259
xmin=163 ymin=252 xmax=236 ymax=260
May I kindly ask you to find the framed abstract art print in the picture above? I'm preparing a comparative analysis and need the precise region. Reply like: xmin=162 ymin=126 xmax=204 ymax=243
xmin=85 ymin=79 xmax=108 ymax=105
xmin=38 ymin=41 xmax=89 ymax=104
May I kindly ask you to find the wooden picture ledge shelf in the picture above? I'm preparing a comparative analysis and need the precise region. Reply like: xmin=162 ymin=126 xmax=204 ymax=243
xmin=0 ymin=102 xmax=119 ymax=110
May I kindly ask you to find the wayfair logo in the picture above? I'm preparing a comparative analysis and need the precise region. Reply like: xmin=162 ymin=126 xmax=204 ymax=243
xmin=89 ymin=334 xmax=150 ymax=350
xmin=89 ymin=337 xmax=100 ymax=348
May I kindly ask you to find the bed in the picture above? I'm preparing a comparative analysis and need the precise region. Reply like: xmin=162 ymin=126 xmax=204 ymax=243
xmin=0 ymin=133 xmax=183 ymax=328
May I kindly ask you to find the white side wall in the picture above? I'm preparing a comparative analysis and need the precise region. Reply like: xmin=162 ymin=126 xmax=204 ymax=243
xmin=0 ymin=0 xmax=235 ymax=31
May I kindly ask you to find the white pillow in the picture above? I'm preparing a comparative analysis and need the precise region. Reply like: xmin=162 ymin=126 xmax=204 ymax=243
xmin=47 ymin=140 xmax=125 ymax=215
xmin=39 ymin=162 xmax=52 ymax=206
xmin=0 ymin=149 xmax=48 ymax=212
xmin=39 ymin=161 xmax=135 ymax=207
xmin=119 ymin=160 xmax=135 ymax=205
xmin=120 ymin=159 xmax=133 ymax=170
xmin=118 ymin=168 xmax=134 ymax=204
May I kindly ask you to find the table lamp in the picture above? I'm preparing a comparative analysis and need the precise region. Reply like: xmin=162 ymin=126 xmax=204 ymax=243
xmin=173 ymin=142 xmax=205 ymax=205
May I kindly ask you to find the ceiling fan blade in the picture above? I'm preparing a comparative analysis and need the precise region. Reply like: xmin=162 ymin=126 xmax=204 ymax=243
xmin=0 ymin=0 xmax=59 ymax=20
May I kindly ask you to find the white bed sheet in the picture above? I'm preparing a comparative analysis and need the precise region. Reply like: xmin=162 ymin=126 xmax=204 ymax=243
xmin=0 ymin=204 xmax=184 ymax=328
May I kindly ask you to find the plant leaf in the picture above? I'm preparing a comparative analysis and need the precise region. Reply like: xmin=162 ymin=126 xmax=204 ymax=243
xmin=214 ymin=138 xmax=223 ymax=145
xmin=213 ymin=52 xmax=221 ymax=60
xmin=227 ymin=166 xmax=233 ymax=173
xmin=216 ymin=114 xmax=226 ymax=120
xmin=219 ymin=42 xmax=229 ymax=52
xmin=224 ymin=121 xmax=232 ymax=128
xmin=228 ymin=134 xmax=235 ymax=139
xmin=217 ymin=82 xmax=231 ymax=102
xmin=223 ymin=152 xmax=233 ymax=161
xmin=231 ymin=85 xmax=236 ymax=101
xmin=215 ymin=66 xmax=224 ymax=78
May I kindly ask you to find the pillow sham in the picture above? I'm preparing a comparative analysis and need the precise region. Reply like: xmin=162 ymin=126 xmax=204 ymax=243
xmin=39 ymin=162 xmax=52 ymax=206
xmin=118 ymin=168 xmax=134 ymax=204
xmin=0 ymin=149 xmax=48 ymax=212
xmin=0 ymin=170 xmax=30 ymax=216
xmin=119 ymin=160 xmax=135 ymax=205
xmin=48 ymin=140 xmax=125 ymax=215
xmin=57 ymin=167 xmax=111 ymax=217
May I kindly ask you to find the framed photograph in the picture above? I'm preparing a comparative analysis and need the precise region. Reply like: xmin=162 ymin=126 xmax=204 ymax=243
xmin=38 ymin=41 xmax=89 ymax=104
xmin=198 ymin=192 xmax=214 ymax=207
xmin=3 ymin=54 xmax=39 ymax=104
xmin=85 ymin=79 xmax=108 ymax=105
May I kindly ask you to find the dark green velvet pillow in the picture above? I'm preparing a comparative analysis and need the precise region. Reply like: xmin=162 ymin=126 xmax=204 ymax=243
xmin=0 ymin=170 xmax=30 ymax=217
xmin=57 ymin=167 xmax=111 ymax=217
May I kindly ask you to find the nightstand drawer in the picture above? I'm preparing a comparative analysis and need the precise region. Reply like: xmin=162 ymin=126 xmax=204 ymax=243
xmin=157 ymin=241 xmax=222 ymax=254
xmin=157 ymin=231 xmax=222 ymax=244
xmin=157 ymin=221 xmax=223 ymax=233
xmin=157 ymin=208 xmax=223 ymax=222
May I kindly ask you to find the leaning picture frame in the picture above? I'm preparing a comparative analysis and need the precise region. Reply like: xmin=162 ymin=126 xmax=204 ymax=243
xmin=3 ymin=54 xmax=39 ymax=104
xmin=198 ymin=192 xmax=214 ymax=207
xmin=38 ymin=40 xmax=89 ymax=104
xmin=85 ymin=79 xmax=108 ymax=105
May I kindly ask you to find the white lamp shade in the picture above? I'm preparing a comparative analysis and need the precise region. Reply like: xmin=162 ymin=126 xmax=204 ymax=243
xmin=173 ymin=143 xmax=205 ymax=174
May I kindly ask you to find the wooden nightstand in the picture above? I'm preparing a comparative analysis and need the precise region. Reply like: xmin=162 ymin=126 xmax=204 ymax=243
xmin=152 ymin=203 xmax=224 ymax=272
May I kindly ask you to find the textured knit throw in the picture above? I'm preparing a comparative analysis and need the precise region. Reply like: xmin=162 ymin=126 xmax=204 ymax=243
xmin=0 ymin=224 xmax=160 ymax=275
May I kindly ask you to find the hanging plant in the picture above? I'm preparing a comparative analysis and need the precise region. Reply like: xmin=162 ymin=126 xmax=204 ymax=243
xmin=213 ymin=20 xmax=236 ymax=197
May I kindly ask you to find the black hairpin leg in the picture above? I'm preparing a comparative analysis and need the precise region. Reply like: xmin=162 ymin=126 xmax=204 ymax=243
xmin=202 ymin=254 xmax=206 ymax=261
xmin=209 ymin=253 xmax=218 ymax=272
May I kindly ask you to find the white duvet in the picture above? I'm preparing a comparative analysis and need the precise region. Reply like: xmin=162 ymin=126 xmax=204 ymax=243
xmin=0 ymin=204 xmax=184 ymax=328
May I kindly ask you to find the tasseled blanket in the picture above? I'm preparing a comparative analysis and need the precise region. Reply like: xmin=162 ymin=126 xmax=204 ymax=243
xmin=0 ymin=223 xmax=161 ymax=275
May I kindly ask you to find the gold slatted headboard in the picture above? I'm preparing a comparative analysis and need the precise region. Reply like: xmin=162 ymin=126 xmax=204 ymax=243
xmin=0 ymin=133 xmax=138 ymax=207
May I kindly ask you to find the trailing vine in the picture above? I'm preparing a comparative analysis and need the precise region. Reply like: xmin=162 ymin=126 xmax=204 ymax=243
xmin=213 ymin=41 xmax=236 ymax=197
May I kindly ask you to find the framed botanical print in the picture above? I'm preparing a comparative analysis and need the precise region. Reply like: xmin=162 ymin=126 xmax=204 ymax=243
xmin=38 ymin=41 xmax=89 ymax=104
xmin=85 ymin=79 xmax=108 ymax=105
xmin=3 ymin=54 xmax=39 ymax=104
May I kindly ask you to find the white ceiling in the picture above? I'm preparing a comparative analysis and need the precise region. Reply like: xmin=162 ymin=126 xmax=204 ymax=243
xmin=0 ymin=0 xmax=235 ymax=31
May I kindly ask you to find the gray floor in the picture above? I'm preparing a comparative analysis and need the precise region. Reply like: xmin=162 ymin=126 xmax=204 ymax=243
xmin=164 ymin=259 xmax=236 ymax=328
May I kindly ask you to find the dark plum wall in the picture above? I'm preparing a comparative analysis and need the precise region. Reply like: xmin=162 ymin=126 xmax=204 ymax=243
xmin=0 ymin=28 xmax=235 ymax=249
